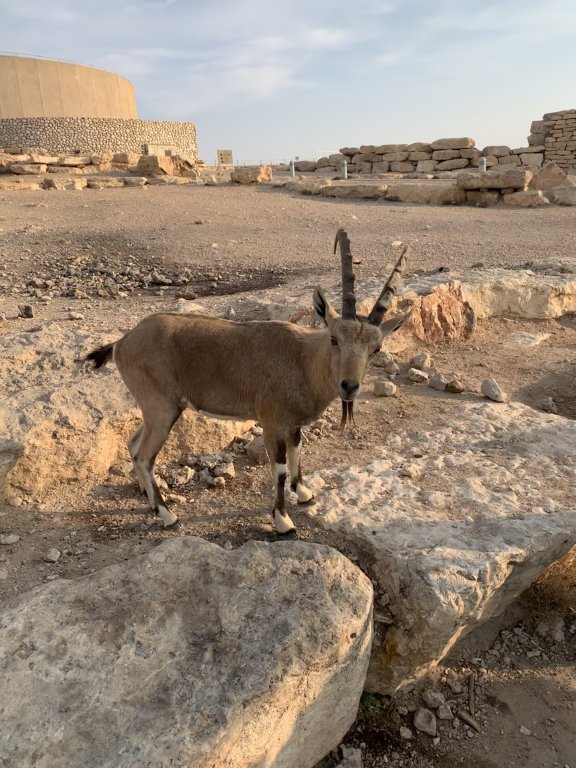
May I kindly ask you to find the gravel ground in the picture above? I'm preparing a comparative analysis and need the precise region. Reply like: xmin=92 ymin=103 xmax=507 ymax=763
xmin=0 ymin=183 xmax=575 ymax=768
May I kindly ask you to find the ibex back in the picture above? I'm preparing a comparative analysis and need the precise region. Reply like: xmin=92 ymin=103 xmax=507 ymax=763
xmin=86 ymin=229 xmax=410 ymax=536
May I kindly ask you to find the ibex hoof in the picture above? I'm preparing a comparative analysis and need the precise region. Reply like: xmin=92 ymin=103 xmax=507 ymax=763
xmin=278 ymin=529 xmax=298 ymax=540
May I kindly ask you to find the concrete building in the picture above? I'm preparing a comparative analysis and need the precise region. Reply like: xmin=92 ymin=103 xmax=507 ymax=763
xmin=0 ymin=54 xmax=197 ymax=159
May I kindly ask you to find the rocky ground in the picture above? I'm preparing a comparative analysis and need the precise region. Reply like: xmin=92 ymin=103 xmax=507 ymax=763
xmin=0 ymin=184 xmax=574 ymax=767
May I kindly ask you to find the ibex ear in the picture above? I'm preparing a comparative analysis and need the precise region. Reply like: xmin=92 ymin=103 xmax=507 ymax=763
xmin=379 ymin=311 xmax=412 ymax=337
xmin=313 ymin=288 xmax=340 ymax=327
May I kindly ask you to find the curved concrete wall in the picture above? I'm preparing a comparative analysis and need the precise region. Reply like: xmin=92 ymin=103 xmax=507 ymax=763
xmin=0 ymin=55 xmax=137 ymax=119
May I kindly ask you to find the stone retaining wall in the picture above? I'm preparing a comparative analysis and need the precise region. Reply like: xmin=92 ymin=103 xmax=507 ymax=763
xmin=528 ymin=110 xmax=576 ymax=172
xmin=0 ymin=117 xmax=198 ymax=160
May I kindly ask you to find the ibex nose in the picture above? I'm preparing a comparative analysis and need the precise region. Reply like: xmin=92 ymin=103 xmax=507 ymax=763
xmin=340 ymin=378 xmax=359 ymax=400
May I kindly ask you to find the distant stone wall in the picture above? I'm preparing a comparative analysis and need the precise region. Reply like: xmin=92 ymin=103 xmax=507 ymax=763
xmin=0 ymin=117 xmax=198 ymax=160
xmin=528 ymin=110 xmax=576 ymax=171
xmin=296 ymin=138 xmax=544 ymax=176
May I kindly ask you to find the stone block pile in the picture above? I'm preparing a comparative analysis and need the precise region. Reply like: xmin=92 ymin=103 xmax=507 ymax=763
xmin=295 ymin=137 xmax=545 ymax=177
xmin=529 ymin=110 xmax=576 ymax=172
xmin=0 ymin=147 xmax=199 ymax=190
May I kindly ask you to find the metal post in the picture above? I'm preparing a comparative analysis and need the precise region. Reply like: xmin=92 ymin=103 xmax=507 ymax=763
xmin=340 ymin=160 xmax=348 ymax=180
xmin=478 ymin=157 xmax=487 ymax=172
xmin=289 ymin=160 xmax=295 ymax=177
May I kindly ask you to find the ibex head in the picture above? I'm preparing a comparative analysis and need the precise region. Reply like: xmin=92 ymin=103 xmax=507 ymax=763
xmin=313 ymin=229 xmax=411 ymax=426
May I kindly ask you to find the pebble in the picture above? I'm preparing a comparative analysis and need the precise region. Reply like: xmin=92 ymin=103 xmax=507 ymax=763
xmin=422 ymin=690 xmax=445 ymax=709
xmin=519 ymin=725 xmax=531 ymax=736
xmin=400 ymin=463 xmax=423 ymax=479
xmin=399 ymin=726 xmax=413 ymax=740
xmin=18 ymin=304 xmax=34 ymax=318
xmin=246 ymin=435 xmax=267 ymax=464
xmin=374 ymin=380 xmax=397 ymax=397
xmin=446 ymin=678 xmax=462 ymax=694
xmin=68 ymin=312 xmax=85 ymax=320
xmin=0 ymin=534 xmax=20 ymax=545
xmin=410 ymin=352 xmax=433 ymax=370
xmin=437 ymin=702 xmax=453 ymax=720
xmin=207 ymin=476 xmax=226 ymax=488
xmin=44 ymin=548 xmax=61 ymax=563
xmin=446 ymin=378 xmax=465 ymax=394
xmin=0 ymin=568 xmax=8 ymax=580
xmin=408 ymin=368 xmax=429 ymax=383
xmin=414 ymin=708 xmax=437 ymax=737
xmin=541 ymin=396 xmax=559 ymax=414
xmin=372 ymin=350 xmax=395 ymax=368
xmin=338 ymin=744 xmax=363 ymax=768
xmin=429 ymin=373 xmax=448 ymax=391
xmin=213 ymin=462 xmax=236 ymax=479
xmin=481 ymin=378 xmax=508 ymax=403
xmin=223 ymin=541 xmax=233 ymax=551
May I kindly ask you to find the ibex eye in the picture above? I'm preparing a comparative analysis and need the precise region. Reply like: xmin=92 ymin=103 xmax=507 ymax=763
xmin=331 ymin=337 xmax=338 ymax=347
xmin=372 ymin=347 xmax=381 ymax=355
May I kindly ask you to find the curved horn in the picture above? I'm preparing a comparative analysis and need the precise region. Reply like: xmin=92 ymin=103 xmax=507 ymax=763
xmin=334 ymin=228 xmax=356 ymax=319
xmin=368 ymin=245 xmax=409 ymax=326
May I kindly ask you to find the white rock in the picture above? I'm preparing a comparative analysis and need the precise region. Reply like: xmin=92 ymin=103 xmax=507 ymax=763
xmin=214 ymin=462 xmax=236 ymax=479
xmin=44 ymin=548 xmax=61 ymax=563
xmin=399 ymin=726 xmax=413 ymax=740
xmin=437 ymin=702 xmax=453 ymax=720
xmin=0 ymin=534 xmax=20 ymax=546
xmin=481 ymin=378 xmax=508 ymax=403
xmin=410 ymin=352 xmax=433 ymax=370
xmin=422 ymin=690 xmax=445 ymax=709
xmin=338 ymin=744 xmax=364 ymax=768
xmin=408 ymin=368 xmax=430 ymax=383
xmin=541 ymin=396 xmax=559 ymax=414
xmin=414 ymin=708 xmax=437 ymax=736
xmin=374 ymin=381 xmax=397 ymax=397
xmin=0 ymin=538 xmax=373 ymax=768
xmin=429 ymin=374 xmax=448 ymax=391
xmin=519 ymin=725 xmax=532 ymax=736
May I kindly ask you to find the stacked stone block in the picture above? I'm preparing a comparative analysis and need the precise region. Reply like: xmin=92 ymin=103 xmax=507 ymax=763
xmin=528 ymin=110 xmax=576 ymax=172
xmin=296 ymin=138 xmax=544 ymax=176
xmin=0 ymin=117 xmax=197 ymax=161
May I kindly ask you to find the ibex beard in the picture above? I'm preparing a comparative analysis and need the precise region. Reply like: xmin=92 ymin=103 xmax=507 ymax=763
xmin=86 ymin=229 xmax=411 ymax=537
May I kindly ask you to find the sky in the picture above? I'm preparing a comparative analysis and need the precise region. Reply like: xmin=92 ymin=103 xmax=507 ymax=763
xmin=1 ymin=0 xmax=575 ymax=164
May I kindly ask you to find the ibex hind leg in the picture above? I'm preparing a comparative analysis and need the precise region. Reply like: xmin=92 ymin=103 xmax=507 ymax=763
xmin=133 ymin=404 xmax=182 ymax=528
xmin=127 ymin=424 xmax=146 ymax=494
xmin=264 ymin=431 xmax=297 ymax=538
xmin=287 ymin=427 xmax=315 ymax=505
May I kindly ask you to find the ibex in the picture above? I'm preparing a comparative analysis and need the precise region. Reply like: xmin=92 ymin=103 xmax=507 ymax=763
xmin=86 ymin=229 xmax=410 ymax=537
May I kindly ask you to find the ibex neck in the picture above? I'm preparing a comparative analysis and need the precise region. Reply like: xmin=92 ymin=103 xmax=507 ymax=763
xmin=310 ymin=331 xmax=338 ymax=411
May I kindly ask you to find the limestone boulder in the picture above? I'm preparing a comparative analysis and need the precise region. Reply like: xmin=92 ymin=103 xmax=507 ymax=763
xmin=501 ymin=190 xmax=548 ymax=207
xmin=86 ymin=177 xmax=125 ymax=189
xmin=0 ymin=324 xmax=254 ymax=505
xmin=430 ymin=137 xmax=475 ymax=150
xmin=376 ymin=144 xmax=408 ymax=153
xmin=519 ymin=153 xmax=544 ymax=168
xmin=549 ymin=186 xmax=576 ymax=205
xmin=285 ymin=178 xmax=332 ymax=195
xmin=482 ymin=145 xmax=510 ymax=157
xmin=147 ymin=175 xmax=193 ymax=185
xmin=456 ymin=169 xmax=533 ymax=190
xmin=136 ymin=154 xmax=175 ymax=176
xmin=401 ymin=282 xmax=476 ymax=343
xmin=0 ymin=176 xmax=42 ymax=191
xmin=321 ymin=183 xmax=388 ymax=200
xmin=59 ymin=156 xmax=93 ymax=166
xmin=435 ymin=158 xmax=469 ymax=171
xmin=529 ymin=162 xmax=575 ymax=192
xmin=372 ymin=160 xmax=390 ymax=173
xmin=432 ymin=150 xmax=460 ymax=161
xmin=416 ymin=160 xmax=437 ymax=173
xmin=230 ymin=165 xmax=273 ymax=184
xmin=43 ymin=176 xmax=88 ymax=190
xmin=390 ymin=162 xmax=416 ymax=173
xmin=0 ymin=537 xmax=373 ymax=768
xmin=498 ymin=154 xmax=520 ymax=166
xmin=303 ymin=402 xmax=576 ymax=693
xmin=10 ymin=163 xmax=47 ymax=174
xmin=113 ymin=152 xmax=140 ymax=164
xmin=294 ymin=160 xmax=317 ymax=172
xmin=385 ymin=182 xmax=466 ymax=205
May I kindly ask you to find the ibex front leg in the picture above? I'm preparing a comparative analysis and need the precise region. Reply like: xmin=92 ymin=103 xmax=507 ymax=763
xmin=264 ymin=431 xmax=297 ymax=538
xmin=287 ymin=427 xmax=315 ymax=505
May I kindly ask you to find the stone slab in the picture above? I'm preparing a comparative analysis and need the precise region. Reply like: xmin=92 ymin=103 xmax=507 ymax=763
xmin=303 ymin=402 xmax=576 ymax=692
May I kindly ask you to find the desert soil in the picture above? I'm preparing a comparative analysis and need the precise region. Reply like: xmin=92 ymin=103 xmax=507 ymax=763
xmin=0 ymin=184 xmax=574 ymax=768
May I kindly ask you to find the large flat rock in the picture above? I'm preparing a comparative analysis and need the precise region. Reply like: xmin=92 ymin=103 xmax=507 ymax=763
xmin=303 ymin=402 xmax=576 ymax=692
xmin=0 ymin=537 xmax=373 ymax=767
xmin=0 ymin=323 xmax=253 ymax=505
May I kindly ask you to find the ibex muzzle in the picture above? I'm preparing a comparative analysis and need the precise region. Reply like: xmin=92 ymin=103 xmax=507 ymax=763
xmin=86 ymin=229 xmax=411 ymax=537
